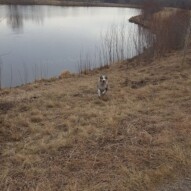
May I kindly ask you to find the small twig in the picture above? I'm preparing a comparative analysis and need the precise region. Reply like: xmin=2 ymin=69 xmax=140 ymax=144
xmin=93 ymin=151 xmax=99 ymax=167
xmin=68 ymin=147 xmax=77 ymax=160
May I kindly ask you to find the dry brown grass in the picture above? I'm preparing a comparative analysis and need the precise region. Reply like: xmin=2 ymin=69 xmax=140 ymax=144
xmin=0 ymin=47 xmax=191 ymax=190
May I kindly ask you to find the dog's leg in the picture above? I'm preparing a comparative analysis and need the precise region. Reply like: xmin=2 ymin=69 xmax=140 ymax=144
xmin=98 ymin=89 xmax=101 ymax=97
xmin=102 ymin=90 xmax=106 ymax=95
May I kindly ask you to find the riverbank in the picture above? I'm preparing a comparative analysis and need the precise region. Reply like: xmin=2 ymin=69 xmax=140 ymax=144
xmin=0 ymin=0 xmax=139 ymax=8
xmin=129 ymin=7 xmax=183 ymax=29
xmin=1 ymin=47 xmax=191 ymax=191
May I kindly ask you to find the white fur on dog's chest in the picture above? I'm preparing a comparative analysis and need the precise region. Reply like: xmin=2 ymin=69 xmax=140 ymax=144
xmin=98 ymin=83 xmax=107 ymax=91
xmin=97 ymin=75 xmax=108 ymax=97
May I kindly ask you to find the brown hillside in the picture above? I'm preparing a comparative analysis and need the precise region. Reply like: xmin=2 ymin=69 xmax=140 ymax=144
xmin=0 ymin=46 xmax=191 ymax=190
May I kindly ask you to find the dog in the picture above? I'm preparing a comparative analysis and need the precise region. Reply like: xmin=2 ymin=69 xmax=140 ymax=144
xmin=97 ymin=75 xmax=108 ymax=97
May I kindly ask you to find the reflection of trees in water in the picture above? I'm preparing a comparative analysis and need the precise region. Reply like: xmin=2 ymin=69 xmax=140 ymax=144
xmin=7 ymin=5 xmax=23 ymax=31
xmin=6 ymin=5 xmax=44 ymax=32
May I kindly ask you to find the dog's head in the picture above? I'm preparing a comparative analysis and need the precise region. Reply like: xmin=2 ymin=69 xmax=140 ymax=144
xmin=99 ymin=75 xmax=108 ymax=84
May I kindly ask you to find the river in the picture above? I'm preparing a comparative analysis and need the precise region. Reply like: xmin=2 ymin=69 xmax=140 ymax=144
xmin=0 ymin=5 xmax=142 ymax=87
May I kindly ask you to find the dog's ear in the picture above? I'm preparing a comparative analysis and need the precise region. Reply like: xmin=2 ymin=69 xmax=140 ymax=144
xmin=105 ymin=76 xmax=108 ymax=80
xmin=100 ymin=75 xmax=103 ymax=80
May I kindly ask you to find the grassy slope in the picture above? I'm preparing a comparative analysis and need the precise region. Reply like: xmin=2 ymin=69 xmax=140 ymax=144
xmin=0 ymin=46 xmax=191 ymax=190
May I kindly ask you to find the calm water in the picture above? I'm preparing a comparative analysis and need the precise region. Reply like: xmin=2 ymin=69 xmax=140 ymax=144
xmin=0 ymin=5 xmax=141 ymax=87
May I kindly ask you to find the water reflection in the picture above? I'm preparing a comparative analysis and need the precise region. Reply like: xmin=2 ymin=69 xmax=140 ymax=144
xmin=6 ymin=5 xmax=44 ymax=32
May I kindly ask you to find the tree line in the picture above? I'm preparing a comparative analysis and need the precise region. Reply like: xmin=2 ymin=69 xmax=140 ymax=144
xmin=103 ymin=0 xmax=191 ymax=9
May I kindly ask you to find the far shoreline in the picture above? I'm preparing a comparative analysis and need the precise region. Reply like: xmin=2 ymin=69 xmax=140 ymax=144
xmin=0 ymin=0 xmax=140 ymax=8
